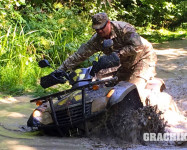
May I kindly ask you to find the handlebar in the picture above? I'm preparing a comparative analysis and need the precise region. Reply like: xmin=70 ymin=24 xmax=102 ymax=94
xmin=40 ymin=52 xmax=120 ymax=89
xmin=40 ymin=70 xmax=68 ymax=89
xmin=31 ymin=76 xmax=118 ymax=102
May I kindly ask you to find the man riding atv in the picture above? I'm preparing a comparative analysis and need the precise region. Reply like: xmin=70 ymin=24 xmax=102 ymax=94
xmin=27 ymin=13 xmax=166 ymax=138
xmin=59 ymin=12 xmax=157 ymax=104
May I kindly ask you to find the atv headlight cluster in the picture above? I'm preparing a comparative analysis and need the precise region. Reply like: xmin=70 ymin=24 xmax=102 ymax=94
xmin=33 ymin=110 xmax=42 ymax=118
xmin=33 ymin=110 xmax=53 ymax=125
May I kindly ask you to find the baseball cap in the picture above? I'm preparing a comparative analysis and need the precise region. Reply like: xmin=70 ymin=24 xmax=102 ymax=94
xmin=92 ymin=13 xmax=109 ymax=29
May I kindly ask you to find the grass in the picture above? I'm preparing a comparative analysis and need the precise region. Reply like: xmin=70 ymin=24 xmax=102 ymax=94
xmin=138 ymin=27 xmax=187 ymax=43
xmin=0 ymin=25 xmax=40 ymax=94
xmin=0 ymin=18 xmax=89 ymax=96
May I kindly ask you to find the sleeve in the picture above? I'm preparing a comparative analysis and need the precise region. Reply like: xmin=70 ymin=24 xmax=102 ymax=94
xmin=59 ymin=35 xmax=101 ymax=71
xmin=118 ymin=24 xmax=144 ymax=57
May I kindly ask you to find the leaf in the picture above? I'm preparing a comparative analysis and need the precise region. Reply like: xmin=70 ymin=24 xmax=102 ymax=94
xmin=16 ymin=2 xmax=20 ymax=7
xmin=20 ymin=0 xmax=26 ymax=4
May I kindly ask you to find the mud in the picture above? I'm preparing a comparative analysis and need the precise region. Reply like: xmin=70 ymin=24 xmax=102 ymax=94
xmin=0 ymin=39 xmax=187 ymax=150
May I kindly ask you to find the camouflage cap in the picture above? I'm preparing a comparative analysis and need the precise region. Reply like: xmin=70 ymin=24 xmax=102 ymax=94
xmin=92 ymin=13 xmax=109 ymax=29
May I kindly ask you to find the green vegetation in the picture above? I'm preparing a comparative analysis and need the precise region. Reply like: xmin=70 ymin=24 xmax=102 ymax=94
xmin=0 ymin=0 xmax=186 ymax=95
xmin=138 ymin=27 xmax=187 ymax=43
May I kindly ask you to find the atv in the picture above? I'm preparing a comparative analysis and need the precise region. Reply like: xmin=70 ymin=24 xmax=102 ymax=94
xmin=27 ymin=40 xmax=165 ymax=136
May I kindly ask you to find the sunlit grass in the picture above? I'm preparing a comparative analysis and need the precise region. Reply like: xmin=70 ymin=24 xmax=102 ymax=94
xmin=0 ymin=25 xmax=82 ymax=96
xmin=138 ymin=27 xmax=187 ymax=43
xmin=0 ymin=25 xmax=42 ymax=95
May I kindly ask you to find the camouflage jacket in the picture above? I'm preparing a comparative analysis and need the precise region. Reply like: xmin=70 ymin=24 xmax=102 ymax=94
xmin=59 ymin=21 xmax=156 ymax=71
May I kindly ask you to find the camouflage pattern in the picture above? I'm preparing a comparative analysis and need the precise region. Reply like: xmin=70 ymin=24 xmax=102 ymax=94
xmin=59 ymin=21 xmax=157 ymax=83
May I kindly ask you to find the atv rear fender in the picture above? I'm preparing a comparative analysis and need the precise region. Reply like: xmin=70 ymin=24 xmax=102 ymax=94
xmin=108 ymin=81 xmax=141 ymax=107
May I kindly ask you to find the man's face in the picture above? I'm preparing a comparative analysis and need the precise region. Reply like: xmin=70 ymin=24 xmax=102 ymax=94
xmin=95 ymin=21 xmax=111 ymax=39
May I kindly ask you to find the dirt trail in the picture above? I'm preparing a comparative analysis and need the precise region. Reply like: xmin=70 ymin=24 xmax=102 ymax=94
xmin=0 ymin=39 xmax=187 ymax=150
xmin=154 ymin=39 xmax=187 ymax=114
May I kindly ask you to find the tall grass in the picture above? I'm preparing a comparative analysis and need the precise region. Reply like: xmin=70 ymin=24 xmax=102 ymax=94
xmin=0 ymin=10 xmax=92 ymax=95
xmin=0 ymin=25 xmax=41 ymax=94
xmin=0 ymin=25 xmax=73 ymax=95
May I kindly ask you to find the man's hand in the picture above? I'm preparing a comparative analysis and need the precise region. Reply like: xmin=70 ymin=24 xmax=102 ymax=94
xmin=90 ymin=61 xmax=101 ymax=76
xmin=90 ymin=52 xmax=120 ymax=76
xmin=40 ymin=70 xmax=68 ymax=88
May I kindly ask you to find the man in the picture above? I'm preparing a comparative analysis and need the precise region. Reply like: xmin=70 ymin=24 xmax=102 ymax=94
xmin=59 ymin=12 xmax=157 ymax=102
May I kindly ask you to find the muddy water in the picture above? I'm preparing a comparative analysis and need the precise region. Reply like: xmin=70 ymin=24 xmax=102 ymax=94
xmin=0 ymin=96 xmax=90 ymax=150
xmin=0 ymin=39 xmax=187 ymax=150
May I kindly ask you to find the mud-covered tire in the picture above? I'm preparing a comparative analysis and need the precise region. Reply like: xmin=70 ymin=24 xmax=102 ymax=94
xmin=106 ymin=104 xmax=166 ymax=143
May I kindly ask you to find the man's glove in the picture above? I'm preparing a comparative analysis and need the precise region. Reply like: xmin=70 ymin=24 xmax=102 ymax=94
xmin=90 ymin=52 xmax=120 ymax=76
xmin=90 ymin=61 xmax=101 ymax=76
xmin=98 ymin=52 xmax=120 ymax=69
xmin=40 ymin=70 xmax=67 ymax=88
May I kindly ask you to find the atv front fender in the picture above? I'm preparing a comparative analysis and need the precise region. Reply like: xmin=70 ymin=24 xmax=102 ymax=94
xmin=108 ymin=81 xmax=141 ymax=107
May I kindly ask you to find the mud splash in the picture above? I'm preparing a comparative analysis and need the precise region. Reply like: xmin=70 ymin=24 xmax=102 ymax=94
xmin=89 ymin=105 xmax=166 ymax=143
xmin=154 ymin=39 xmax=187 ymax=136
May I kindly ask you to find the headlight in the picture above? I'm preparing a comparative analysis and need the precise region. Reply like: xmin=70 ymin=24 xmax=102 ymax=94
xmin=33 ymin=110 xmax=42 ymax=118
xmin=91 ymin=97 xmax=108 ymax=113
xmin=91 ymin=89 xmax=115 ymax=113
xmin=32 ymin=110 xmax=53 ymax=125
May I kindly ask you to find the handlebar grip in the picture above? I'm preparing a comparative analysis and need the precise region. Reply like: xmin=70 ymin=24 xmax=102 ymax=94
xmin=40 ymin=70 xmax=67 ymax=88
xmin=90 ymin=52 xmax=120 ymax=76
